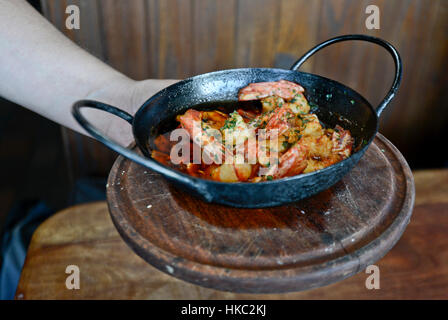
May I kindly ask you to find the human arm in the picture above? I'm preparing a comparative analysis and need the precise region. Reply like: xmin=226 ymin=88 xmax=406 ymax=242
xmin=0 ymin=0 xmax=176 ymax=145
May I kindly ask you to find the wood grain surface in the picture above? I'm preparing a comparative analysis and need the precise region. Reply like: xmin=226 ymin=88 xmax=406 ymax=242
xmin=15 ymin=168 xmax=447 ymax=299
xmin=105 ymin=134 xmax=414 ymax=293
xmin=40 ymin=0 xmax=448 ymax=179
xmin=19 ymin=138 xmax=446 ymax=299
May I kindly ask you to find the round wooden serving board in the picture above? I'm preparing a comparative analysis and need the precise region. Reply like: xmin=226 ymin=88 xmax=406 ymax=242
xmin=106 ymin=133 xmax=414 ymax=293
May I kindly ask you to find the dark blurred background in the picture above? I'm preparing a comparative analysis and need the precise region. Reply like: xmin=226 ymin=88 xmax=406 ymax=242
xmin=0 ymin=0 xmax=447 ymax=284
xmin=39 ymin=0 xmax=448 ymax=176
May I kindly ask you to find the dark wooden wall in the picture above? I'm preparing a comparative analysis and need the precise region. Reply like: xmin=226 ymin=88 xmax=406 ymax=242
xmin=41 ymin=0 xmax=448 ymax=179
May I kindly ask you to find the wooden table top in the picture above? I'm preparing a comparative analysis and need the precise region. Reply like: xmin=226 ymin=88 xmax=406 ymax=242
xmin=106 ymin=135 xmax=415 ymax=293
xmin=15 ymin=169 xmax=448 ymax=299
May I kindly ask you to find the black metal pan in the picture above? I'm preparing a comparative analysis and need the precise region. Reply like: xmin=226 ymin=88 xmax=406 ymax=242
xmin=72 ymin=34 xmax=402 ymax=208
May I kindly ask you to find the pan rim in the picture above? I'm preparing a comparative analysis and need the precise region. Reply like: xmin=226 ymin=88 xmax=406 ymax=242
xmin=133 ymin=67 xmax=379 ymax=187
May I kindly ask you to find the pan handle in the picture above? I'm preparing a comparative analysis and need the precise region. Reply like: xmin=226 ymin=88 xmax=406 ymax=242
xmin=71 ymin=100 xmax=193 ymax=184
xmin=290 ymin=34 xmax=402 ymax=117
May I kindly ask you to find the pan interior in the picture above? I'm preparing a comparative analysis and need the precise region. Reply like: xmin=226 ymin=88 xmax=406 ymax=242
xmin=133 ymin=68 xmax=377 ymax=159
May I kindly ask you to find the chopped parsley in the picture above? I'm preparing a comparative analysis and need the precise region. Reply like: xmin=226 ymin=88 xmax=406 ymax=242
xmin=302 ymin=118 xmax=310 ymax=125
xmin=221 ymin=111 xmax=239 ymax=130
xmin=309 ymin=102 xmax=319 ymax=113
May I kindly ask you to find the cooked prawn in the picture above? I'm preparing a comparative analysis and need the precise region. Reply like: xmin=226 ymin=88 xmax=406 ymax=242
xmin=238 ymin=80 xmax=304 ymax=101
xmin=154 ymin=80 xmax=354 ymax=183
xmin=264 ymin=143 xmax=308 ymax=179
xmin=178 ymin=109 xmax=229 ymax=164
xmin=332 ymin=125 xmax=353 ymax=158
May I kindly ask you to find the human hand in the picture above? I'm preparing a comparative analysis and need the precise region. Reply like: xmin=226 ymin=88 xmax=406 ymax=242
xmin=83 ymin=78 xmax=178 ymax=146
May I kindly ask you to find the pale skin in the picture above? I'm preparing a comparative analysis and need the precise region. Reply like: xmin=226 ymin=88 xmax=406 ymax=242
xmin=0 ymin=0 xmax=177 ymax=146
